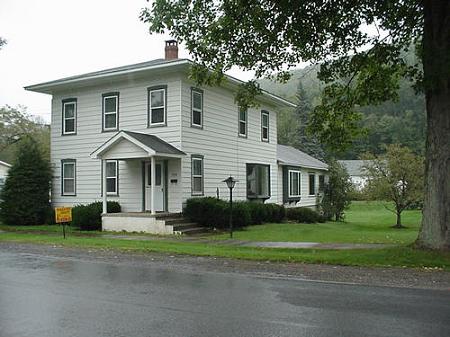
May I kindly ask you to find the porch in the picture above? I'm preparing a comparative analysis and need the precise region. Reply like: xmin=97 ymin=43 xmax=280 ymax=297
xmin=90 ymin=130 xmax=188 ymax=233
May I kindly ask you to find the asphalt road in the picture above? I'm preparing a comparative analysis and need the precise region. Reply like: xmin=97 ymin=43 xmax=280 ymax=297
xmin=0 ymin=247 xmax=449 ymax=337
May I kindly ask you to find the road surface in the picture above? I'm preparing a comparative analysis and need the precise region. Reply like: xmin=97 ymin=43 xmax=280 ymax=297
xmin=0 ymin=245 xmax=449 ymax=337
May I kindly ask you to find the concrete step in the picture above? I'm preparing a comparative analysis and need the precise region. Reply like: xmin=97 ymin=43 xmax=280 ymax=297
xmin=164 ymin=217 xmax=192 ymax=226
xmin=178 ymin=226 xmax=209 ymax=235
xmin=155 ymin=212 xmax=183 ymax=220
xmin=172 ymin=222 xmax=200 ymax=231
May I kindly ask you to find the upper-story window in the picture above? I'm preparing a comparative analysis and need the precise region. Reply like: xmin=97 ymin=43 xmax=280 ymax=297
xmin=102 ymin=93 xmax=119 ymax=131
xmin=62 ymin=99 xmax=77 ymax=135
xmin=191 ymin=88 xmax=203 ymax=128
xmin=148 ymin=86 xmax=167 ymax=127
xmin=261 ymin=110 xmax=269 ymax=142
xmin=238 ymin=107 xmax=247 ymax=137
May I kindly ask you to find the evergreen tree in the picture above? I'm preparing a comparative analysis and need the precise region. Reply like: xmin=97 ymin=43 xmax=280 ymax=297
xmin=0 ymin=137 xmax=52 ymax=226
xmin=320 ymin=160 xmax=353 ymax=221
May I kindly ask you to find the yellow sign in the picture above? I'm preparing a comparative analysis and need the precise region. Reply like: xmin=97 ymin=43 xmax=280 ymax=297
xmin=55 ymin=207 xmax=72 ymax=223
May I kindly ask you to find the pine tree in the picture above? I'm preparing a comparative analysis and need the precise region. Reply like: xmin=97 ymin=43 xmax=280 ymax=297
xmin=0 ymin=137 xmax=52 ymax=226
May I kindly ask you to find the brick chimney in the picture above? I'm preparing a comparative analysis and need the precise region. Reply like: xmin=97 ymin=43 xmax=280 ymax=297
xmin=165 ymin=40 xmax=178 ymax=60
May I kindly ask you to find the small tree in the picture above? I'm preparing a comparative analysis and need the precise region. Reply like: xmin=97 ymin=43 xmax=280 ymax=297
xmin=0 ymin=137 xmax=52 ymax=226
xmin=320 ymin=160 xmax=352 ymax=221
xmin=363 ymin=144 xmax=424 ymax=228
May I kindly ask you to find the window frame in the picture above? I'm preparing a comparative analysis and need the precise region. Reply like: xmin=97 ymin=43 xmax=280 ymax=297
xmin=246 ymin=163 xmax=271 ymax=200
xmin=102 ymin=92 xmax=119 ymax=132
xmin=191 ymin=88 xmax=203 ymax=129
xmin=191 ymin=155 xmax=204 ymax=196
xmin=62 ymin=98 xmax=77 ymax=135
xmin=288 ymin=169 xmax=301 ymax=198
xmin=147 ymin=85 xmax=167 ymax=127
xmin=61 ymin=159 xmax=76 ymax=196
xmin=238 ymin=107 xmax=248 ymax=138
xmin=261 ymin=110 xmax=269 ymax=142
xmin=105 ymin=160 xmax=119 ymax=196
xmin=309 ymin=173 xmax=316 ymax=196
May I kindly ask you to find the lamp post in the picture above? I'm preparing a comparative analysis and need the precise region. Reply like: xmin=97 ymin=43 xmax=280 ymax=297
xmin=222 ymin=176 xmax=237 ymax=238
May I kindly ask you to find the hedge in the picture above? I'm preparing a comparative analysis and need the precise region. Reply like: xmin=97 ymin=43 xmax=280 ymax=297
xmin=183 ymin=197 xmax=285 ymax=229
xmin=285 ymin=207 xmax=325 ymax=223
xmin=71 ymin=201 xmax=121 ymax=231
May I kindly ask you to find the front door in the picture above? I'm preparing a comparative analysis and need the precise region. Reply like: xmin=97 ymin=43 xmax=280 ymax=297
xmin=145 ymin=161 xmax=165 ymax=212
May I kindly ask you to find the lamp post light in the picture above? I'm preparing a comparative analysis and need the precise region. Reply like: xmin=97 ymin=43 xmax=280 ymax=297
xmin=222 ymin=176 xmax=237 ymax=238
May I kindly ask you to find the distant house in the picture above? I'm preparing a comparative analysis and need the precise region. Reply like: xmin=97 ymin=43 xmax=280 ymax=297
xmin=338 ymin=160 xmax=372 ymax=190
xmin=0 ymin=160 xmax=12 ymax=192
xmin=25 ymin=40 xmax=327 ymax=234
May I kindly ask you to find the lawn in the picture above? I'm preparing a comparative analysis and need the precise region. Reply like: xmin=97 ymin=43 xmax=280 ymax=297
xmin=212 ymin=201 xmax=422 ymax=244
xmin=1 ymin=201 xmax=447 ymax=270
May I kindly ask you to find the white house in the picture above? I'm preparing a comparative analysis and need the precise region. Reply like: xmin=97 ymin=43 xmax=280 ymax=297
xmin=338 ymin=160 xmax=371 ymax=190
xmin=26 ymin=41 xmax=327 ymax=233
xmin=0 ymin=160 xmax=12 ymax=192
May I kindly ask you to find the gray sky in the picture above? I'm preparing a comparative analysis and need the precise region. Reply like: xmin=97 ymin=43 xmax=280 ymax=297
xmin=0 ymin=0 xmax=254 ymax=123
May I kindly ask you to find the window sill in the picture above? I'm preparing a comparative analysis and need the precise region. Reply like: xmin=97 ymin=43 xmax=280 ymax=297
xmin=102 ymin=128 xmax=118 ymax=133
xmin=148 ymin=123 xmax=167 ymax=128
xmin=238 ymin=134 xmax=248 ymax=139
xmin=62 ymin=132 xmax=77 ymax=136
xmin=190 ymin=124 xmax=203 ymax=130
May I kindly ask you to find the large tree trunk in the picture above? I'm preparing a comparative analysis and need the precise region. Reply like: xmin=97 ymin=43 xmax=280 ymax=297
xmin=416 ymin=0 xmax=450 ymax=250
xmin=394 ymin=211 xmax=402 ymax=228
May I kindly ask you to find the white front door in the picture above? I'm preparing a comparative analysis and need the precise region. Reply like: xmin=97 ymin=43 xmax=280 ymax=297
xmin=145 ymin=161 xmax=165 ymax=212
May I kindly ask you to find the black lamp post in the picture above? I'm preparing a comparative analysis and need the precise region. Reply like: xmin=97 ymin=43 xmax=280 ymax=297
xmin=222 ymin=176 xmax=237 ymax=238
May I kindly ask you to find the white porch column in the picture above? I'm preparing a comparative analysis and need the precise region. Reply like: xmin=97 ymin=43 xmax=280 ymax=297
xmin=102 ymin=159 xmax=107 ymax=214
xmin=151 ymin=156 xmax=156 ymax=215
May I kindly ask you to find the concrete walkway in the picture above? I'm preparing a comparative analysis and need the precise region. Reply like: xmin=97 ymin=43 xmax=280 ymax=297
xmin=100 ymin=233 xmax=393 ymax=250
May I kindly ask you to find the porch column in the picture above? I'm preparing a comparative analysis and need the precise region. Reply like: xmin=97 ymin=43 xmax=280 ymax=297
xmin=102 ymin=159 xmax=107 ymax=214
xmin=151 ymin=156 xmax=156 ymax=215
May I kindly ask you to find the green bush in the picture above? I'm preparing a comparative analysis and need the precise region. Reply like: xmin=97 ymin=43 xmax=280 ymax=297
xmin=71 ymin=201 xmax=121 ymax=231
xmin=285 ymin=207 xmax=324 ymax=223
xmin=184 ymin=197 xmax=285 ymax=229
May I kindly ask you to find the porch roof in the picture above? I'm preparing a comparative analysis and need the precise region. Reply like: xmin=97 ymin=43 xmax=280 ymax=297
xmin=90 ymin=130 xmax=186 ymax=159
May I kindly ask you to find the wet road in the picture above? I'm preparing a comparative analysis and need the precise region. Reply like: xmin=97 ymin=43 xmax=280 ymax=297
xmin=0 ymin=249 xmax=449 ymax=337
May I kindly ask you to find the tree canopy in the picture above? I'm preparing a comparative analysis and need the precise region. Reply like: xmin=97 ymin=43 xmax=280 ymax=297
xmin=141 ymin=1 xmax=449 ymax=249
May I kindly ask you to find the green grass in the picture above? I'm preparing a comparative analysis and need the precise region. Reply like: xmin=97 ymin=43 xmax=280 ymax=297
xmin=0 ymin=231 xmax=449 ymax=270
xmin=212 ymin=201 xmax=422 ymax=244
xmin=1 ymin=201 xmax=447 ymax=270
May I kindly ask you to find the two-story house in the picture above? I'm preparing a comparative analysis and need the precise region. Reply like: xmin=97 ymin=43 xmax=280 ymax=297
xmin=26 ymin=41 xmax=327 ymax=234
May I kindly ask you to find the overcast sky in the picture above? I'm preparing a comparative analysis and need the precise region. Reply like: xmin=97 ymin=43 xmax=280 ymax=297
xmin=0 ymin=0 xmax=255 ymax=123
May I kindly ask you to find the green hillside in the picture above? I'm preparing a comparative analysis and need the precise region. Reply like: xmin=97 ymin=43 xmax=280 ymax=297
xmin=259 ymin=61 xmax=426 ymax=159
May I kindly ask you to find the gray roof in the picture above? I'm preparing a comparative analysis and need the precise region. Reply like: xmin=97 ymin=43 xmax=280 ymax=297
xmin=338 ymin=160 xmax=372 ymax=176
xmin=122 ymin=131 xmax=186 ymax=156
xmin=25 ymin=58 xmax=182 ymax=91
xmin=277 ymin=144 xmax=328 ymax=170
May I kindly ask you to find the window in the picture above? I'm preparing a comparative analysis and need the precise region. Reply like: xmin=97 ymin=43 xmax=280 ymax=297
xmin=289 ymin=170 xmax=301 ymax=197
xmin=62 ymin=99 xmax=77 ymax=135
xmin=309 ymin=173 xmax=316 ymax=195
xmin=103 ymin=93 xmax=119 ymax=131
xmin=319 ymin=175 xmax=325 ymax=193
xmin=238 ymin=107 xmax=247 ymax=137
xmin=106 ymin=160 xmax=118 ymax=195
xmin=61 ymin=159 xmax=76 ymax=195
xmin=148 ymin=86 xmax=166 ymax=126
xmin=247 ymin=164 xmax=270 ymax=199
xmin=191 ymin=155 xmax=204 ymax=195
xmin=191 ymin=88 xmax=203 ymax=128
xmin=261 ymin=110 xmax=269 ymax=141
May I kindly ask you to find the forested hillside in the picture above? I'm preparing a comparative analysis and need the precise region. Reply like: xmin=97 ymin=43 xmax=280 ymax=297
xmin=259 ymin=58 xmax=426 ymax=159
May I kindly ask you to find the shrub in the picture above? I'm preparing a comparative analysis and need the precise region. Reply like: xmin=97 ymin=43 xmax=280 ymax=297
xmin=71 ymin=201 xmax=121 ymax=230
xmin=0 ymin=138 xmax=52 ymax=226
xmin=286 ymin=207 xmax=324 ymax=223
xmin=183 ymin=197 xmax=285 ymax=229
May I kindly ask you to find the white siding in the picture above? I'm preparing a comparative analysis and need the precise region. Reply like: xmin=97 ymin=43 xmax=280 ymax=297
xmin=0 ymin=164 xmax=9 ymax=179
xmin=51 ymin=75 xmax=182 ymax=212
xmin=179 ymin=79 xmax=279 ymax=206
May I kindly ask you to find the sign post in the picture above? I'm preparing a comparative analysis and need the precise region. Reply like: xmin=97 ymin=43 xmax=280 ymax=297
xmin=55 ymin=207 xmax=72 ymax=239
